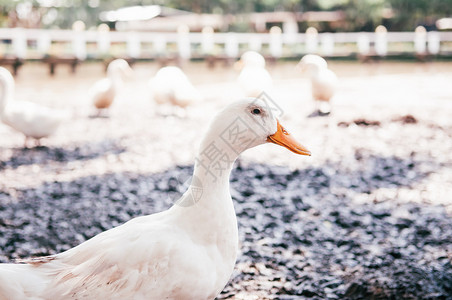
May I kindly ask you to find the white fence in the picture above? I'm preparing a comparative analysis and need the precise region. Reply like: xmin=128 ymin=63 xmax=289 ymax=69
xmin=1 ymin=27 xmax=452 ymax=60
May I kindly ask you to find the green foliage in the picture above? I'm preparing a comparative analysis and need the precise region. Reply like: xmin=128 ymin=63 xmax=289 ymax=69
xmin=0 ymin=0 xmax=451 ymax=31
xmin=318 ymin=0 xmax=348 ymax=10
xmin=389 ymin=0 xmax=452 ymax=30
xmin=342 ymin=0 xmax=389 ymax=31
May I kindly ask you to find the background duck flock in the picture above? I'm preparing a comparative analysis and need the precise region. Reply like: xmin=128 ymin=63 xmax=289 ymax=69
xmin=0 ymin=56 xmax=452 ymax=299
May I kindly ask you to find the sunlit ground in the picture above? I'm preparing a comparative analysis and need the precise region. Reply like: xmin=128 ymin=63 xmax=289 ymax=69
xmin=1 ymin=60 xmax=452 ymax=298
xmin=2 ymin=60 xmax=451 ymax=191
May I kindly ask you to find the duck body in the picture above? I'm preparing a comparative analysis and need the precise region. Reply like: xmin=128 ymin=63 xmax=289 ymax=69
xmin=1 ymin=101 xmax=67 ymax=140
xmin=0 ymin=99 xmax=310 ymax=299
xmin=298 ymin=54 xmax=338 ymax=114
xmin=150 ymin=66 xmax=201 ymax=108
xmin=236 ymin=51 xmax=273 ymax=98
xmin=310 ymin=67 xmax=337 ymax=102
xmin=237 ymin=66 xmax=273 ymax=98
xmin=90 ymin=59 xmax=133 ymax=111
xmin=0 ymin=206 xmax=237 ymax=300
xmin=90 ymin=77 xmax=118 ymax=109
xmin=0 ymin=67 xmax=68 ymax=144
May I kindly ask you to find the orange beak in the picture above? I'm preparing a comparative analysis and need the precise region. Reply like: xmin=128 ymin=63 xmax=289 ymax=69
xmin=233 ymin=59 xmax=244 ymax=71
xmin=267 ymin=120 xmax=311 ymax=156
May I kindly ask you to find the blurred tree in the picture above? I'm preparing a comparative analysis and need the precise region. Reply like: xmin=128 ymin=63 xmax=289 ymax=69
xmin=0 ymin=0 xmax=451 ymax=31
xmin=303 ymin=0 xmax=452 ymax=31
xmin=343 ymin=0 xmax=389 ymax=31
xmin=389 ymin=0 xmax=452 ymax=30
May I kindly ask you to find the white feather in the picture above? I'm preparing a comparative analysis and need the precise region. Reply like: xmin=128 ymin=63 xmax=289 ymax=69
xmin=0 ymin=67 xmax=69 ymax=141
xmin=0 ymin=98 xmax=306 ymax=299
xmin=298 ymin=54 xmax=338 ymax=102
xmin=149 ymin=66 xmax=202 ymax=108
xmin=90 ymin=59 xmax=133 ymax=110
xmin=236 ymin=51 xmax=273 ymax=98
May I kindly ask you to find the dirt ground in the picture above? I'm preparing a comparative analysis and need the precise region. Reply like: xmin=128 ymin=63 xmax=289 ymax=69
xmin=1 ymin=60 xmax=451 ymax=187
xmin=0 ymin=60 xmax=451 ymax=299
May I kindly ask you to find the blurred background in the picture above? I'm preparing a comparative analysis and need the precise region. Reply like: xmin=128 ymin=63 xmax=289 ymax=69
xmin=2 ymin=0 xmax=452 ymax=31
xmin=0 ymin=0 xmax=452 ymax=62
xmin=0 ymin=1 xmax=452 ymax=299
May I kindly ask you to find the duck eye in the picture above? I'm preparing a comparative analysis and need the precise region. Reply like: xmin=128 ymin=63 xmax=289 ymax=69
xmin=252 ymin=108 xmax=261 ymax=115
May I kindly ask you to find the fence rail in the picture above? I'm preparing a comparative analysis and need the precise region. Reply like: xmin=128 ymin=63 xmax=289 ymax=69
xmin=1 ymin=28 xmax=452 ymax=62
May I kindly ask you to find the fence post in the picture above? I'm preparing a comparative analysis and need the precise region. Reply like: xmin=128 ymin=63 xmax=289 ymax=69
xmin=357 ymin=33 xmax=370 ymax=55
xmin=375 ymin=25 xmax=387 ymax=56
xmin=202 ymin=26 xmax=214 ymax=55
xmin=225 ymin=33 xmax=239 ymax=58
xmin=177 ymin=24 xmax=191 ymax=59
xmin=427 ymin=31 xmax=440 ymax=55
xmin=321 ymin=33 xmax=334 ymax=56
xmin=305 ymin=27 xmax=318 ymax=54
xmin=270 ymin=26 xmax=282 ymax=58
xmin=154 ymin=35 xmax=167 ymax=56
xmin=126 ymin=32 xmax=141 ymax=58
xmin=248 ymin=35 xmax=262 ymax=52
xmin=72 ymin=20 xmax=87 ymax=60
xmin=37 ymin=31 xmax=51 ymax=56
xmin=283 ymin=20 xmax=298 ymax=44
xmin=12 ymin=28 xmax=27 ymax=59
xmin=97 ymin=23 xmax=111 ymax=55
xmin=414 ymin=26 xmax=427 ymax=55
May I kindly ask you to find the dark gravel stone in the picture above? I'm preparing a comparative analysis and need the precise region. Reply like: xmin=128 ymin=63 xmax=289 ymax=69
xmin=1 ymin=111 xmax=452 ymax=299
xmin=393 ymin=114 xmax=418 ymax=124
xmin=0 ymin=158 xmax=451 ymax=299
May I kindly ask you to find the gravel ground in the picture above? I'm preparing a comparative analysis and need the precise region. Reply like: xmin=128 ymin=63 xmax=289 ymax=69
xmin=0 ymin=61 xmax=452 ymax=299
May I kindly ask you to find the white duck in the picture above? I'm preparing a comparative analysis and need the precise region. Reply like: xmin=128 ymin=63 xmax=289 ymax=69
xmin=0 ymin=98 xmax=310 ymax=300
xmin=0 ymin=67 xmax=69 ymax=147
xmin=149 ymin=66 xmax=202 ymax=110
xmin=297 ymin=54 xmax=338 ymax=115
xmin=236 ymin=51 xmax=273 ymax=98
xmin=90 ymin=59 xmax=133 ymax=116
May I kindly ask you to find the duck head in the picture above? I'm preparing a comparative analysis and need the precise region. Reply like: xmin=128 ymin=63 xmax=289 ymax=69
xmin=107 ymin=59 xmax=134 ymax=80
xmin=297 ymin=54 xmax=328 ymax=76
xmin=0 ymin=67 xmax=14 ymax=114
xmin=234 ymin=51 xmax=266 ymax=70
xmin=200 ymin=98 xmax=310 ymax=158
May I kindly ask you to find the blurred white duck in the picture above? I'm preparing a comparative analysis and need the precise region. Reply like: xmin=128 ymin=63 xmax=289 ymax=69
xmin=0 ymin=98 xmax=310 ymax=300
xmin=0 ymin=67 xmax=69 ymax=147
xmin=149 ymin=66 xmax=202 ymax=111
xmin=90 ymin=59 xmax=133 ymax=116
xmin=297 ymin=54 xmax=338 ymax=115
xmin=236 ymin=51 xmax=273 ymax=98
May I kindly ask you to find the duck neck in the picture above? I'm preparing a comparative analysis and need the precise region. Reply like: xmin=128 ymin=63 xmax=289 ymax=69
xmin=174 ymin=103 xmax=267 ymax=209
xmin=171 ymin=131 xmax=240 ymax=252
xmin=176 ymin=127 xmax=246 ymax=209
xmin=306 ymin=65 xmax=321 ymax=78
xmin=193 ymin=132 xmax=240 ymax=194
xmin=0 ymin=72 xmax=13 ymax=114
xmin=108 ymin=69 xmax=124 ymax=86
